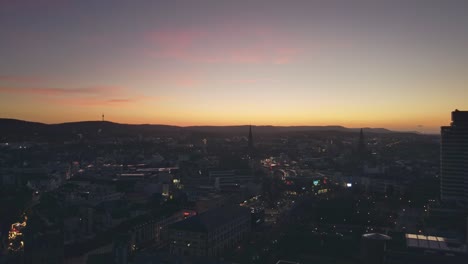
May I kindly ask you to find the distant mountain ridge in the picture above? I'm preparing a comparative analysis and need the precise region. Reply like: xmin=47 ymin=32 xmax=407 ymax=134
xmin=0 ymin=118 xmax=412 ymax=141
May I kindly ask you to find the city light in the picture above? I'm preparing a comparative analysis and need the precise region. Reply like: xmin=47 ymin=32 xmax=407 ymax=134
xmin=0 ymin=1 xmax=464 ymax=261
xmin=8 ymin=219 xmax=27 ymax=252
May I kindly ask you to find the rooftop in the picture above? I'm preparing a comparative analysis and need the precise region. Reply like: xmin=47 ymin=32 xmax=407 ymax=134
xmin=405 ymin=234 xmax=467 ymax=253
xmin=169 ymin=205 xmax=250 ymax=233
xmin=451 ymin=109 xmax=468 ymax=125
xmin=362 ymin=233 xmax=392 ymax=240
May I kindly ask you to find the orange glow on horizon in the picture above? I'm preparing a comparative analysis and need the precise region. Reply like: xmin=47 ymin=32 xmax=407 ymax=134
xmin=2 ymin=109 xmax=449 ymax=134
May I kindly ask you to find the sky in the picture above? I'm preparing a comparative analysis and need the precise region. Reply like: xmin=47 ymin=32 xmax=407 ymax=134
xmin=1 ymin=0 xmax=467 ymax=133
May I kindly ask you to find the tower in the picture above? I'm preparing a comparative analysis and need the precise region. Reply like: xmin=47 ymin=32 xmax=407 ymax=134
xmin=358 ymin=128 xmax=365 ymax=154
xmin=441 ymin=109 xmax=468 ymax=206
xmin=357 ymin=128 xmax=367 ymax=165
xmin=248 ymin=125 xmax=254 ymax=150
xmin=102 ymin=114 xmax=104 ymax=122
xmin=247 ymin=125 xmax=255 ymax=158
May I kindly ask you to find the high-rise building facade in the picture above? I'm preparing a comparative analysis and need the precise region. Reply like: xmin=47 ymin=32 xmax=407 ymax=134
xmin=440 ymin=110 xmax=468 ymax=206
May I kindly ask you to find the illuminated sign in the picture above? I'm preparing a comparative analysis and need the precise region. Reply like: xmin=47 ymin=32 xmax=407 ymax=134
xmin=313 ymin=180 xmax=319 ymax=186
xmin=346 ymin=183 xmax=352 ymax=187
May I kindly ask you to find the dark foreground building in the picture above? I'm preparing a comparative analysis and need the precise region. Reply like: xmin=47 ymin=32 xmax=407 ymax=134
xmin=169 ymin=206 xmax=250 ymax=257
xmin=23 ymin=213 xmax=64 ymax=264
xmin=441 ymin=110 xmax=468 ymax=206
xmin=384 ymin=233 xmax=467 ymax=264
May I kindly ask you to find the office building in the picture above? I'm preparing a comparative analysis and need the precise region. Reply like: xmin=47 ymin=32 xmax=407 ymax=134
xmin=440 ymin=110 xmax=468 ymax=206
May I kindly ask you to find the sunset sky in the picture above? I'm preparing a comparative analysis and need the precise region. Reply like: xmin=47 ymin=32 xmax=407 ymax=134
xmin=1 ymin=0 xmax=467 ymax=133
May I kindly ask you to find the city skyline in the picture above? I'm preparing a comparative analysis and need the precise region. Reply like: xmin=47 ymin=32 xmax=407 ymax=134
xmin=1 ymin=1 xmax=468 ymax=133
xmin=2 ymin=2 xmax=468 ymax=263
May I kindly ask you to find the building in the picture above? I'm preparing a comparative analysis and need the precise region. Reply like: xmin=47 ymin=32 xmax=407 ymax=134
xmin=441 ymin=110 xmax=468 ymax=206
xmin=404 ymin=233 xmax=466 ymax=253
xmin=23 ymin=212 xmax=64 ymax=264
xmin=128 ymin=209 xmax=197 ymax=250
xmin=209 ymin=170 xmax=254 ymax=190
xmin=361 ymin=233 xmax=392 ymax=264
xmin=194 ymin=192 xmax=239 ymax=213
xmin=84 ymin=210 xmax=197 ymax=263
xmin=384 ymin=233 xmax=467 ymax=264
xmin=169 ymin=206 xmax=251 ymax=257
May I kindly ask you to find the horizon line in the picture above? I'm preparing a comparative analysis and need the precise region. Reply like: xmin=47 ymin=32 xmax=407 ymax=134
xmin=0 ymin=117 xmax=440 ymax=134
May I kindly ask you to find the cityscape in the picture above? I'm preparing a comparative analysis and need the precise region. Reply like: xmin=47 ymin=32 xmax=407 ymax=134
xmin=1 ymin=1 xmax=468 ymax=264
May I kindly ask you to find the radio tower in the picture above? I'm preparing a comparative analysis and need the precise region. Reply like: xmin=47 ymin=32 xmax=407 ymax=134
xmin=102 ymin=114 xmax=104 ymax=122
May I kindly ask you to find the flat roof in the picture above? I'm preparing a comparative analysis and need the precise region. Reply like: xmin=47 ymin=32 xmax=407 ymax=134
xmin=169 ymin=205 xmax=250 ymax=233
xmin=405 ymin=233 xmax=466 ymax=253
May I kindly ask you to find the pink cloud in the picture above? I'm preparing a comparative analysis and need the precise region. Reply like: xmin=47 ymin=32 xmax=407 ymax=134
xmin=0 ymin=85 xmax=155 ymax=107
xmin=272 ymin=48 xmax=300 ymax=65
xmin=173 ymin=77 xmax=201 ymax=88
xmin=0 ymin=86 xmax=123 ymax=96
xmin=148 ymin=30 xmax=207 ymax=60
xmin=107 ymin=99 xmax=132 ymax=103
xmin=51 ymin=97 xmax=134 ymax=107
xmin=72 ymin=95 xmax=164 ymax=107
xmin=229 ymin=78 xmax=277 ymax=84
xmin=35 ymin=95 xmax=162 ymax=108
xmin=148 ymin=70 xmax=202 ymax=88
xmin=229 ymin=50 xmax=264 ymax=64
xmin=41 ymin=98 xmax=109 ymax=107
xmin=146 ymin=27 xmax=301 ymax=65
xmin=0 ymin=75 xmax=50 ymax=84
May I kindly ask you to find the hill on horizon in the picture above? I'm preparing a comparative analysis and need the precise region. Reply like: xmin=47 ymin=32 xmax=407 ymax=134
xmin=0 ymin=118 xmax=421 ymax=142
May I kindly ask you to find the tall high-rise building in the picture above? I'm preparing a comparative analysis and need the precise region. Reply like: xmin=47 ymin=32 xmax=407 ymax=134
xmin=440 ymin=110 xmax=468 ymax=206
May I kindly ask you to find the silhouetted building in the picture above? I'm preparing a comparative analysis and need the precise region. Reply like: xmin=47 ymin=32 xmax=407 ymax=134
xmin=23 ymin=212 xmax=64 ymax=264
xmin=248 ymin=125 xmax=254 ymax=157
xmin=384 ymin=233 xmax=467 ymax=264
xmin=361 ymin=233 xmax=391 ymax=264
xmin=208 ymin=170 xmax=254 ymax=190
xmin=358 ymin=128 xmax=365 ymax=153
xmin=168 ymin=206 xmax=250 ymax=257
xmin=113 ymin=233 xmax=131 ymax=264
xmin=441 ymin=110 xmax=468 ymax=206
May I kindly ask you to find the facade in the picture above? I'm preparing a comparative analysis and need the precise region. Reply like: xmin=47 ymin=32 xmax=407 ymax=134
xmin=23 ymin=214 xmax=64 ymax=264
xmin=169 ymin=206 xmax=251 ymax=257
xmin=129 ymin=210 xmax=196 ymax=250
xmin=384 ymin=233 xmax=467 ymax=264
xmin=440 ymin=110 xmax=468 ymax=206
xmin=361 ymin=233 xmax=391 ymax=264
xmin=194 ymin=193 xmax=239 ymax=213
xmin=209 ymin=170 xmax=254 ymax=190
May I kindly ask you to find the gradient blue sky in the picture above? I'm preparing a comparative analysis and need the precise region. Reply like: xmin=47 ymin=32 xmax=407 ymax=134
xmin=1 ymin=0 xmax=467 ymax=133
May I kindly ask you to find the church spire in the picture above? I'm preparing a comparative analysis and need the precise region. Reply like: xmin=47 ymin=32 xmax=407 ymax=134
xmin=358 ymin=128 xmax=366 ymax=160
xmin=248 ymin=125 xmax=253 ymax=149
xmin=248 ymin=125 xmax=255 ymax=158
xmin=359 ymin=128 xmax=364 ymax=148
